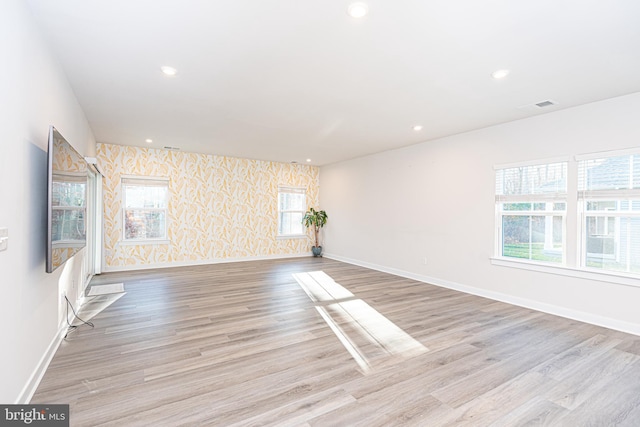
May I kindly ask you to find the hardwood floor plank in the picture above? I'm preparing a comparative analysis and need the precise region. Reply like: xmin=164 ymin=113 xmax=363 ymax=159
xmin=552 ymin=358 xmax=640 ymax=425
xmin=534 ymin=333 xmax=622 ymax=380
xmin=226 ymin=387 xmax=357 ymax=427
xmin=543 ymin=348 xmax=640 ymax=410
xmin=434 ymin=372 xmax=558 ymax=426
xmin=308 ymin=391 xmax=446 ymax=427
xmin=488 ymin=396 xmax=569 ymax=427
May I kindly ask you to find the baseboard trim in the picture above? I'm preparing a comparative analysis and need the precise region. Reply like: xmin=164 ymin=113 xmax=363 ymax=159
xmin=324 ymin=252 xmax=640 ymax=337
xmin=16 ymin=324 xmax=67 ymax=404
xmin=103 ymin=253 xmax=310 ymax=273
xmin=18 ymin=277 xmax=94 ymax=404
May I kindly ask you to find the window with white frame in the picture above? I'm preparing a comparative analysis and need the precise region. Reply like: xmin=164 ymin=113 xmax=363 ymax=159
xmin=578 ymin=154 xmax=640 ymax=274
xmin=278 ymin=186 xmax=306 ymax=236
xmin=495 ymin=162 xmax=567 ymax=264
xmin=122 ymin=176 xmax=169 ymax=241
xmin=51 ymin=173 xmax=86 ymax=243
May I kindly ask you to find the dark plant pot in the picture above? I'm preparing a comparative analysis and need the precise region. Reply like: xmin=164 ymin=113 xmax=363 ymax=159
xmin=311 ymin=246 xmax=323 ymax=257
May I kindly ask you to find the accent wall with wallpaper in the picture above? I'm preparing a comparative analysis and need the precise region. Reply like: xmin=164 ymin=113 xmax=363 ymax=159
xmin=97 ymin=143 xmax=319 ymax=270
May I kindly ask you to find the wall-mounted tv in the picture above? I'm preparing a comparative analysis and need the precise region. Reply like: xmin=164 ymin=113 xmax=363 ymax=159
xmin=46 ymin=126 xmax=87 ymax=273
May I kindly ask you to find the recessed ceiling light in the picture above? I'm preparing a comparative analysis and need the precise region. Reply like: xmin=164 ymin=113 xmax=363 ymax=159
xmin=161 ymin=66 xmax=177 ymax=76
xmin=306 ymin=159 xmax=312 ymax=163
xmin=145 ymin=138 xmax=153 ymax=144
xmin=491 ymin=69 xmax=510 ymax=80
xmin=413 ymin=125 xmax=423 ymax=131
xmin=348 ymin=2 xmax=368 ymax=18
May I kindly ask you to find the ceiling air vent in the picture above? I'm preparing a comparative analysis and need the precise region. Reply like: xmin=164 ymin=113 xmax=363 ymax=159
xmin=535 ymin=100 xmax=556 ymax=108
xmin=517 ymin=99 xmax=559 ymax=112
xmin=163 ymin=146 xmax=181 ymax=151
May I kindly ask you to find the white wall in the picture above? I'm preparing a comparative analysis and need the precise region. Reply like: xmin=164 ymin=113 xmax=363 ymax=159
xmin=0 ymin=0 xmax=95 ymax=403
xmin=321 ymin=92 xmax=640 ymax=334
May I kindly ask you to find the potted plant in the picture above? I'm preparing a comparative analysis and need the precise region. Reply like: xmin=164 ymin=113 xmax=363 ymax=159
xmin=302 ymin=207 xmax=328 ymax=257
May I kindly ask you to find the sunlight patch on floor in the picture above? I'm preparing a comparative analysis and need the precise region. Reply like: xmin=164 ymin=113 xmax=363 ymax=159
xmin=293 ymin=271 xmax=427 ymax=373
xmin=293 ymin=271 xmax=355 ymax=302
xmin=78 ymin=292 xmax=126 ymax=322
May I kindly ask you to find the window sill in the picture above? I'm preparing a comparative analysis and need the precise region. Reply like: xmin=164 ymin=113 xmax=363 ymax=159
xmin=119 ymin=239 xmax=170 ymax=246
xmin=490 ymin=257 xmax=640 ymax=288
xmin=52 ymin=241 xmax=85 ymax=248
xmin=276 ymin=234 xmax=307 ymax=240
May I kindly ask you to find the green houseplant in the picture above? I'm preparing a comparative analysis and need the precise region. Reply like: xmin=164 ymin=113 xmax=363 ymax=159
xmin=302 ymin=207 xmax=328 ymax=257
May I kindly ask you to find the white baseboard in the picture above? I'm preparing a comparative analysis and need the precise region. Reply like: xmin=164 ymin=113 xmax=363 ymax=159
xmin=18 ymin=279 xmax=93 ymax=404
xmin=324 ymin=252 xmax=640 ymax=337
xmin=102 ymin=253 xmax=310 ymax=273
xmin=16 ymin=324 xmax=67 ymax=404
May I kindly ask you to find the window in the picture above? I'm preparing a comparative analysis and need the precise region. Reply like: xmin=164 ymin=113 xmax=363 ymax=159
xmin=494 ymin=149 xmax=640 ymax=282
xmin=578 ymin=154 xmax=640 ymax=274
xmin=495 ymin=162 xmax=567 ymax=264
xmin=51 ymin=174 xmax=86 ymax=243
xmin=278 ymin=186 xmax=306 ymax=236
xmin=122 ymin=176 xmax=169 ymax=241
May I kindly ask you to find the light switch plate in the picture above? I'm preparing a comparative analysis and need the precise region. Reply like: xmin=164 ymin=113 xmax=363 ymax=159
xmin=0 ymin=228 xmax=8 ymax=252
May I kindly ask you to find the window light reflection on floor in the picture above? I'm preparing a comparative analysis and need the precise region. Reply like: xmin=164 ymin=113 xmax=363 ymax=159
xmin=293 ymin=270 xmax=355 ymax=302
xmin=292 ymin=271 xmax=427 ymax=373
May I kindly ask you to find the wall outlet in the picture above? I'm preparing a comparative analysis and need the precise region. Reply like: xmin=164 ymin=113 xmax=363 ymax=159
xmin=423 ymin=257 xmax=428 ymax=265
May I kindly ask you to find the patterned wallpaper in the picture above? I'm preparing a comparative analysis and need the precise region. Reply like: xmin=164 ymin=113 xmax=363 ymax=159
xmin=97 ymin=143 xmax=319 ymax=270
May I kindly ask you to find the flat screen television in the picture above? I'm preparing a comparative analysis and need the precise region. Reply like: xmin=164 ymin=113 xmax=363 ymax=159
xmin=46 ymin=126 xmax=88 ymax=273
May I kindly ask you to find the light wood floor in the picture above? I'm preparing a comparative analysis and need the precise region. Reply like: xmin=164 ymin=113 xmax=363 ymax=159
xmin=33 ymin=257 xmax=640 ymax=426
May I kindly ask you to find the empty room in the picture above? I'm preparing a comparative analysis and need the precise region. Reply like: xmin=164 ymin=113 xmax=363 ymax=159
xmin=3 ymin=0 xmax=640 ymax=425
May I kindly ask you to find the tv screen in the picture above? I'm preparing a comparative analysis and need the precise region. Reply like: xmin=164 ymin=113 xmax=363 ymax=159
xmin=46 ymin=126 xmax=87 ymax=273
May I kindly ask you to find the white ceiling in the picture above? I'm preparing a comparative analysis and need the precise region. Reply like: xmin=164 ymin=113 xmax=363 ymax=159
xmin=27 ymin=0 xmax=640 ymax=166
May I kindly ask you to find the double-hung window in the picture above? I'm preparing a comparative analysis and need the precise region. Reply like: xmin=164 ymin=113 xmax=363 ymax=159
xmin=278 ymin=186 xmax=306 ymax=237
xmin=495 ymin=162 xmax=567 ymax=264
xmin=51 ymin=173 xmax=86 ymax=244
xmin=578 ymin=153 xmax=640 ymax=274
xmin=122 ymin=176 xmax=169 ymax=241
